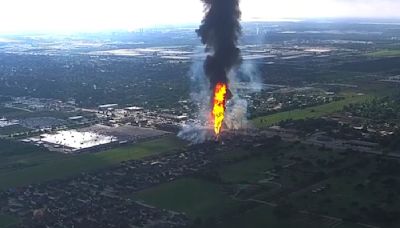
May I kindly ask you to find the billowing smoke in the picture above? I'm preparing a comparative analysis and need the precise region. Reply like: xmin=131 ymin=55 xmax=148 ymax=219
xmin=179 ymin=0 xmax=262 ymax=144
xmin=224 ymin=96 xmax=248 ymax=130
xmin=196 ymin=0 xmax=242 ymax=90
xmin=177 ymin=123 xmax=214 ymax=144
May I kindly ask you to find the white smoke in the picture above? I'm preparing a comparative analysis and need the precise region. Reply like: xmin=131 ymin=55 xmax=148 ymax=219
xmin=178 ymin=49 xmax=213 ymax=144
xmin=240 ymin=62 xmax=263 ymax=92
xmin=224 ymin=61 xmax=262 ymax=131
xmin=188 ymin=50 xmax=210 ymax=124
xmin=178 ymin=123 xmax=214 ymax=144
xmin=225 ymin=97 xmax=248 ymax=130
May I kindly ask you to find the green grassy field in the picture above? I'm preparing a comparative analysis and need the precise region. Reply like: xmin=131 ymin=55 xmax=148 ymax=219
xmin=95 ymin=136 xmax=185 ymax=163
xmin=134 ymin=178 xmax=240 ymax=219
xmin=211 ymin=204 xmax=365 ymax=228
xmin=219 ymin=156 xmax=275 ymax=183
xmin=252 ymin=93 xmax=372 ymax=127
xmin=0 ymin=107 xmax=30 ymax=118
xmin=0 ymin=106 xmax=78 ymax=120
xmin=132 ymin=142 xmax=376 ymax=228
xmin=290 ymin=170 xmax=383 ymax=220
xmin=0 ymin=215 xmax=18 ymax=228
xmin=367 ymin=49 xmax=400 ymax=58
xmin=0 ymin=125 xmax=30 ymax=136
xmin=0 ymin=135 xmax=185 ymax=189
xmin=219 ymin=144 xmax=358 ymax=189
xmin=134 ymin=177 xmax=364 ymax=228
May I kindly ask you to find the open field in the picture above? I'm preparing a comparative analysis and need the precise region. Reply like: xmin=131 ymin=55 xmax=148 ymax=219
xmin=252 ymin=93 xmax=373 ymax=127
xmin=292 ymin=175 xmax=376 ymax=217
xmin=336 ymin=57 xmax=400 ymax=73
xmin=211 ymin=204 xmax=366 ymax=228
xmin=289 ymin=157 xmax=400 ymax=227
xmin=219 ymin=156 xmax=275 ymax=183
xmin=134 ymin=176 xmax=365 ymax=228
xmin=356 ymin=80 xmax=400 ymax=97
xmin=0 ymin=135 xmax=185 ymax=189
xmin=367 ymin=50 xmax=400 ymax=58
xmin=0 ymin=106 xmax=77 ymax=119
xmin=95 ymin=135 xmax=186 ymax=162
xmin=0 ymin=125 xmax=30 ymax=136
xmin=134 ymin=178 xmax=240 ymax=219
xmin=0 ymin=107 xmax=30 ymax=118
xmin=0 ymin=215 xmax=18 ymax=228
xmin=133 ymin=143 xmax=371 ymax=228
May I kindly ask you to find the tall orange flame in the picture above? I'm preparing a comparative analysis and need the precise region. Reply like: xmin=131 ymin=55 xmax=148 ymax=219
xmin=212 ymin=83 xmax=227 ymax=135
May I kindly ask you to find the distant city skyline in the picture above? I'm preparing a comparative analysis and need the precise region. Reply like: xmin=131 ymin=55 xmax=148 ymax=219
xmin=0 ymin=0 xmax=399 ymax=33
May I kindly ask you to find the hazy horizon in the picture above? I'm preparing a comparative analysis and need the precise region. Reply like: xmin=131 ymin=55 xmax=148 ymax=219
xmin=1 ymin=0 xmax=400 ymax=34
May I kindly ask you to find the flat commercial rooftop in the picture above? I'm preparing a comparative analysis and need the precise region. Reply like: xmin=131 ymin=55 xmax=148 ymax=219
xmin=38 ymin=130 xmax=117 ymax=150
xmin=24 ymin=124 xmax=168 ymax=153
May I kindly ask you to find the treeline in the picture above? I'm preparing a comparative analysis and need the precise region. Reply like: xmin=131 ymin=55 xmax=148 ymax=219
xmin=344 ymin=96 xmax=400 ymax=121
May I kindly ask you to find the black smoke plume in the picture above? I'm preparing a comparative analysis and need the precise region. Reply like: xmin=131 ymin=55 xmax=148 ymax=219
xmin=196 ymin=0 xmax=242 ymax=89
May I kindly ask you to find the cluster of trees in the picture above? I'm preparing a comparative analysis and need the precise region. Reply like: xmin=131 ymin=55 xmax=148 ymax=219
xmin=0 ymin=53 xmax=191 ymax=109
xmin=250 ymin=92 xmax=343 ymax=119
xmin=279 ymin=118 xmax=340 ymax=134
xmin=279 ymin=118 xmax=366 ymax=141
xmin=344 ymin=96 xmax=400 ymax=121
